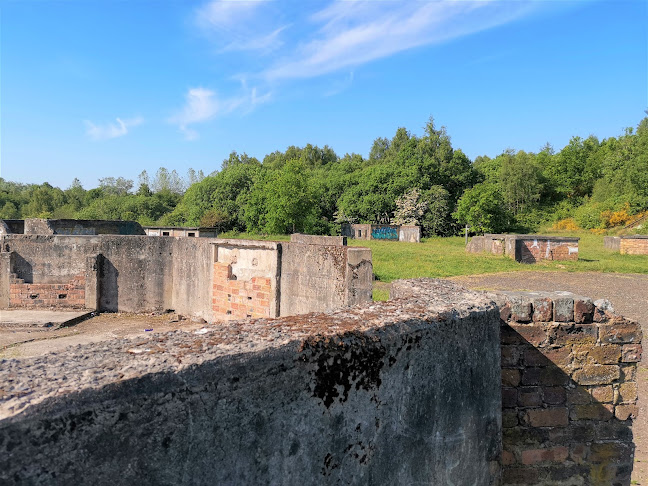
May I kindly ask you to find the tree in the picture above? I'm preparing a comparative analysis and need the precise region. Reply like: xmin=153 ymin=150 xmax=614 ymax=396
xmin=393 ymin=188 xmax=427 ymax=225
xmin=453 ymin=183 xmax=511 ymax=234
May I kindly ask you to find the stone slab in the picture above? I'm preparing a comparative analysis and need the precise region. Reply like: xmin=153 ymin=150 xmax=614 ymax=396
xmin=0 ymin=310 xmax=92 ymax=329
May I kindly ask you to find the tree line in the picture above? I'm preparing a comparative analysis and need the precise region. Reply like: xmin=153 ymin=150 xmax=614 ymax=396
xmin=2 ymin=116 xmax=647 ymax=236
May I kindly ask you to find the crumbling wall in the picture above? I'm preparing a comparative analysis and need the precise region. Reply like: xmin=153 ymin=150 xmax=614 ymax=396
xmin=23 ymin=219 xmax=145 ymax=235
xmin=467 ymin=235 xmax=579 ymax=263
xmin=0 ymin=279 xmax=501 ymax=486
xmin=398 ymin=225 xmax=421 ymax=243
xmin=496 ymin=291 xmax=641 ymax=485
xmin=9 ymin=273 xmax=86 ymax=309
xmin=620 ymin=235 xmax=648 ymax=255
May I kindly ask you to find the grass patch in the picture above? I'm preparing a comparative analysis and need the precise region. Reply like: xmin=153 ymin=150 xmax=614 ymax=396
xmin=349 ymin=232 xmax=648 ymax=284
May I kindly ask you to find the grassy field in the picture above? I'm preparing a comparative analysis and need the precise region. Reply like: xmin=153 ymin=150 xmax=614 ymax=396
xmin=349 ymin=232 xmax=648 ymax=300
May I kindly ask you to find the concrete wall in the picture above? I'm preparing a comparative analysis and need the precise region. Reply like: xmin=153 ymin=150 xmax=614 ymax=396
xmin=0 ymin=279 xmax=501 ymax=486
xmin=467 ymin=234 xmax=579 ymax=263
xmin=495 ymin=291 xmax=641 ymax=485
xmin=144 ymin=227 xmax=218 ymax=237
xmin=0 ymin=220 xmax=24 ymax=235
xmin=620 ymin=235 xmax=648 ymax=255
xmin=0 ymin=235 xmax=372 ymax=321
xmin=341 ymin=224 xmax=421 ymax=242
xmin=604 ymin=236 xmax=621 ymax=251
xmin=23 ymin=219 xmax=145 ymax=235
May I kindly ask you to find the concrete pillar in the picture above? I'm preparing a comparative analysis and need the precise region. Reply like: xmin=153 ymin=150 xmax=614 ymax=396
xmin=0 ymin=252 xmax=13 ymax=308
xmin=85 ymin=254 xmax=101 ymax=310
xmin=345 ymin=247 xmax=373 ymax=306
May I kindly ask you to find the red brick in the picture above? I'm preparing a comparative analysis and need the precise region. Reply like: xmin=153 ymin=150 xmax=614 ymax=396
xmin=600 ymin=320 xmax=642 ymax=344
xmin=574 ymin=299 xmax=594 ymax=324
xmin=525 ymin=407 xmax=569 ymax=427
xmin=543 ymin=386 xmax=566 ymax=405
xmin=518 ymin=387 xmax=542 ymax=407
xmin=502 ymin=387 xmax=517 ymax=408
xmin=501 ymin=346 xmax=520 ymax=367
xmin=532 ymin=297 xmax=553 ymax=322
xmin=502 ymin=450 xmax=516 ymax=466
xmin=521 ymin=446 xmax=568 ymax=465
xmin=570 ymin=444 xmax=589 ymax=464
xmin=573 ymin=345 xmax=621 ymax=365
xmin=502 ymin=410 xmax=519 ymax=428
xmin=509 ymin=323 xmax=548 ymax=346
xmin=524 ymin=347 xmax=571 ymax=368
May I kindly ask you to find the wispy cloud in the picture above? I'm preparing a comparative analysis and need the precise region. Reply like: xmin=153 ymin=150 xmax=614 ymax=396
xmin=84 ymin=116 xmax=143 ymax=141
xmin=196 ymin=0 xmax=286 ymax=53
xmin=261 ymin=1 xmax=540 ymax=81
xmin=169 ymin=85 xmax=271 ymax=140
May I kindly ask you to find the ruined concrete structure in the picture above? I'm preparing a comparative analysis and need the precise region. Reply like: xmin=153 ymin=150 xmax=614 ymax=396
xmin=143 ymin=226 xmax=218 ymax=237
xmin=0 ymin=279 xmax=640 ymax=485
xmin=0 ymin=218 xmax=145 ymax=236
xmin=467 ymin=234 xmax=580 ymax=263
xmin=341 ymin=223 xmax=421 ymax=242
xmin=0 ymin=233 xmax=372 ymax=321
xmin=605 ymin=235 xmax=648 ymax=255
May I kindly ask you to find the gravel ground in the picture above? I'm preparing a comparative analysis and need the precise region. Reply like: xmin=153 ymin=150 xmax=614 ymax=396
xmin=451 ymin=271 xmax=648 ymax=484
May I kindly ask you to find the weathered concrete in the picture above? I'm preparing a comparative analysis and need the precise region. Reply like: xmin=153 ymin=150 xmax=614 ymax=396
xmin=144 ymin=226 xmax=218 ymax=237
xmin=22 ymin=219 xmax=145 ymax=235
xmin=467 ymin=234 xmax=580 ymax=263
xmin=1 ymin=235 xmax=373 ymax=322
xmin=341 ymin=224 xmax=421 ymax=242
xmin=0 ymin=220 xmax=24 ymax=235
xmin=290 ymin=233 xmax=347 ymax=246
xmin=0 ymin=279 xmax=501 ymax=485
xmin=604 ymin=236 xmax=621 ymax=251
xmin=0 ymin=310 xmax=92 ymax=329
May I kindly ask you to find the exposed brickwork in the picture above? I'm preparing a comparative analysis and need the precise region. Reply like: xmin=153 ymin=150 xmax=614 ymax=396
xmin=500 ymin=293 xmax=641 ymax=485
xmin=212 ymin=262 xmax=271 ymax=320
xmin=9 ymin=273 xmax=86 ymax=308
xmin=518 ymin=239 xmax=578 ymax=263
xmin=620 ymin=237 xmax=648 ymax=255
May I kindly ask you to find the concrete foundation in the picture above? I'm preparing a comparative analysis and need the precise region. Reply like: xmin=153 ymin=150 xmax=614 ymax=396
xmin=341 ymin=224 xmax=421 ymax=243
xmin=467 ymin=234 xmax=580 ymax=263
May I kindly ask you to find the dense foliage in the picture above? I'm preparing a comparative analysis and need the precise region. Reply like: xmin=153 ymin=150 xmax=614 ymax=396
xmin=2 ymin=116 xmax=648 ymax=236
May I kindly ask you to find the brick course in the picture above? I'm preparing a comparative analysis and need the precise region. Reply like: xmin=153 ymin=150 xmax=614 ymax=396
xmin=9 ymin=273 xmax=86 ymax=309
xmin=499 ymin=292 xmax=641 ymax=485
xmin=212 ymin=262 xmax=272 ymax=320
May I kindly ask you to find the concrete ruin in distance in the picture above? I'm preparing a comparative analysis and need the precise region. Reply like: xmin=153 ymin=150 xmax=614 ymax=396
xmin=341 ymin=223 xmax=421 ymax=242
xmin=467 ymin=234 xmax=580 ymax=263
xmin=604 ymin=235 xmax=648 ymax=255
xmin=0 ymin=221 xmax=373 ymax=321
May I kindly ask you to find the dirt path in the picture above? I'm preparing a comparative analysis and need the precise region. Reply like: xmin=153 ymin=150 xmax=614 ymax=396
xmin=450 ymin=271 xmax=648 ymax=484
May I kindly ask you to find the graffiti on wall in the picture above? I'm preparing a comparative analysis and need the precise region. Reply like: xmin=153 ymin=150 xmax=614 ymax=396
xmin=371 ymin=226 xmax=398 ymax=240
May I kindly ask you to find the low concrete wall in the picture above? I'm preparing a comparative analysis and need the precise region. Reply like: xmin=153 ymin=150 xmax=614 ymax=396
xmin=467 ymin=234 xmax=579 ymax=263
xmin=0 ymin=279 xmax=501 ymax=485
xmin=604 ymin=236 xmax=621 ymax=251
xmin=24 ymin=219 xmax=145 ymax=235
xmin=620 ymin=235 xmax=648 ymax=255
xmin=341 ymin=224 xmax=421 ymax=242
xmin=495 ymin=291 xmax=641 ymax=485
xmin=0 ymin=235 xmax=373 ymax=321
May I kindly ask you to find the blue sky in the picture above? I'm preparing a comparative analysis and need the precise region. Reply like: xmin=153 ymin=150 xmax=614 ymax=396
xmin=1 ymin=0 xmax=646 ymax=189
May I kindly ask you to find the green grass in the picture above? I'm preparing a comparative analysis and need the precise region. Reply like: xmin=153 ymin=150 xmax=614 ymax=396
xmin=350 ymin=231 xmax=648 ymax=284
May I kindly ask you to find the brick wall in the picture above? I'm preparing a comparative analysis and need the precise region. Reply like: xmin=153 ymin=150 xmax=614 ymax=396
xmin=498 ymin=291 xmax=641 ymax=485
xmin=620 ymin=237 xmax=648 ymax=255
xmin=212 ymin=262 xmax=271 ymax=320
xmin=9 ymin=273 xmax=86 ymax=309
xmin=518 ymin=239 xmax=578 ymax=263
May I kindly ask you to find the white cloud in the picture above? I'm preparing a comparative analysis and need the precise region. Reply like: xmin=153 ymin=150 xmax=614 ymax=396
xmin=196 ymin=0 xmax=285 ymax=53
xmin=84 ymin=116 xmax=143 ymax=141
xmin=262 ymin=1 xmax=540 ymax=81
xmin=169 ymin=85 xmax=271 ymax=140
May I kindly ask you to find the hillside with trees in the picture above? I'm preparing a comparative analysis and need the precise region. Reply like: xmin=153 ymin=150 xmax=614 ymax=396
xmin=2 ymin=116 xmax=647 ymax=237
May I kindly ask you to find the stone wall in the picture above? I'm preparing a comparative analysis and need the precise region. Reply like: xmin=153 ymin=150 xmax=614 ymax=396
xmin=0 ymin=279 xmax=501 ymax=486
xmin=620 ymin=235 xmax=648 ymax=255
xmin=467 ymin=235 xmax=579 ymax=263
xmin=495 ymin=291 xmax=641 ymax=485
